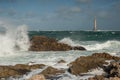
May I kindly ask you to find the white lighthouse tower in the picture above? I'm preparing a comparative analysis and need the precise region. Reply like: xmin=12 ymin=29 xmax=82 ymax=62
xmin=93 ymin=16 xmax=97 ymax=31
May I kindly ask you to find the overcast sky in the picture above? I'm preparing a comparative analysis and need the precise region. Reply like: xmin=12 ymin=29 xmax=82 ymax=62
xmin=0 ymin=0 xmax=120 ymax=31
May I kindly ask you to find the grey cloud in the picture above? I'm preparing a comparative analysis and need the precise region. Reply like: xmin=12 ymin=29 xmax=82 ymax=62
xmin=25 ymin=12 xmax=37 ymax=18
xmin=56 ymin=7 xmax=81 ymax=19
xmin=0 ymin=8 xmax=16 ymax=16
xmin=0 ymin=9 xmax=4 ymax=14
xmin=7 ymin=8 xmax=16 ymax=16
xmin=75 ymin=0 xmax=92 ymax=4
xmin=95 ymin=2 xmax=120 ymax=30
xmin=0 ymin=0 xmax=16 ymax=3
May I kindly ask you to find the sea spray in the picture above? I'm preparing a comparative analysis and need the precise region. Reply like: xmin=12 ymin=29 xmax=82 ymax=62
xmin=0 ymin=25 xmax=30 ymax=56
xmin=59 ymin=37 xmax=120 ymax=52
xmin=14 ymin=25 xmax=30 ymax=51
xmin=84 ymin=40 xmax=120 ymax=51
xmin=59 ymin=37 xmax=79 ymax=46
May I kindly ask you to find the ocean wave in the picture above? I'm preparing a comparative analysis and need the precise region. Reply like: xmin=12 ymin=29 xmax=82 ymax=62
xmin=59 ymin=37 xmax=80 ymax=47
xmin=0 ymin=25 xmax=30 ymax=56
xmin=85 ymin=40 xmax=120 ymax=51
xmin=59 ymin=37 xmax=120 ymax=51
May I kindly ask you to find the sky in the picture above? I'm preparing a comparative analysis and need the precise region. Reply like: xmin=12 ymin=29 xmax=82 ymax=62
xmin=0 ymin=0 xmax=120 ymax=31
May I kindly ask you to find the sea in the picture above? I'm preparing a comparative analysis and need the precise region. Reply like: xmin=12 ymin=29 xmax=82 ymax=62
xmin=0 ymin=25 xmax=120 ymax=80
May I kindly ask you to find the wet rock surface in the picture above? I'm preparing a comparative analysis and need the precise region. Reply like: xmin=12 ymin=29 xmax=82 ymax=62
xmin=89 ymin=76 xmax=120 ymax=80
xmin=28 ymin=74 xmax=45 ymax=80
xmin=29 ymin=36 xmax=86 ymax=51
xmin=68 ymin=53 xmax=120 ymax=75
xmin=88 ymin=55 xmax=120 ymax=80
xmin=72 ymin=46 xmax=86 ymax=51
xmin=0 ymin=64 xmax=45 ymax=78
xmin=88 ymin=75 xmax=104 ymax=80
xmin=92 ymin=53 xmax=120 ymax=61
xmin=40 ymin=66 xmax=65 ymax=78
xmin=0 ymin=53 xmax=120 ymax=79
xmin=0 ymin=65 xmax=26 ymax=78
xmin=57 ymin=60 xmax=66 ymax=63
xmin=13 ymin=64 xmax=45 ymax=70
xmin=104 ymin=61 xmax=120 ymax=78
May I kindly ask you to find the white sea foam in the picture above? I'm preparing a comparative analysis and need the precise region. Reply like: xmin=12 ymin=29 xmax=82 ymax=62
xmin=87 ymin=68 xmax=104 ymax=75
xmin=59 ymin=37 xmax=120 ymax=52
xmin=0 ymin=30 xmax=119 ymax=80
xmin=59 ymin=37 xmax=79 ymax=46
xmin=0 ymin=25 xmax=30 ymax=56
xmin=85 ymin=40 xmax=120 ymax=51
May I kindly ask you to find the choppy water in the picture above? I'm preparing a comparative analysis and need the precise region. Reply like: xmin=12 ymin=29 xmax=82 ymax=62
xmin=0 ymin=25 xmax=120 ymax=80
xmin=29 ymin=30 xmax=120 ymax=53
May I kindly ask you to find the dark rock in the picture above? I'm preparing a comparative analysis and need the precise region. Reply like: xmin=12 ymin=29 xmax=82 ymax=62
xmin=77 ymin=53 xmax=120 ymax=80
xmin=68 ymin=56 xmax=106 ymax=75
xmin=89 ymin=75 xmax=120 ymax=80
xmin=13 ymin=64 xmax=45 ymax=70
xmin=104 ymin=61 xmax=120 ymax=78
xmin=68 ymin=53 xmax=120 ymax=75
xmin=40 ymin=66 xmax=65 ymax=78
xmin=29 ymin=36 xmax=71 ymax=51
xmin=57 ymin=60 xmax=66 ymax=63
xmin=0 ymin=66 xmax=25 ymax=78
xmin=92 ymin=52 xmax=120 ymax=61
xmin=29 ymin=36 xmax=86 ymax=51
xmin=109 ymin=77 xmax=120 ymax=80
xmin=0 ymin=64 xmax=45 ymax=78
xmin=72 ymin=46 xmax=86 ymax=51
xmin=88 ymin=75 xmax=104 ymax=80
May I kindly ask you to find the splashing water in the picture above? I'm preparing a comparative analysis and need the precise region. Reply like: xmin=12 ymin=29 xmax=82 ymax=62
xmin=0 ymin=25 xmax=30 ymax=56
xmin=59 ymin=37 xmax=120 ymax=52
xmin=84 ymin=40 xmax=120 ymax=51
xmin=0 ymin=30 xmax=119 ymax=80
xmin=59 ymin=37 xmax=79 ymax=46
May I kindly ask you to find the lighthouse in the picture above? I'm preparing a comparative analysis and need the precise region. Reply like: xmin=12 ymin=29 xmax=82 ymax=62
xmin=93 ymin=16 xmax=97 ymax=31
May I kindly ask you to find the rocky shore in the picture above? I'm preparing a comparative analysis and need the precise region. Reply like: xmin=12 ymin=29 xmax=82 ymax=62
xmin=89 ymin=61 xmax=120 ymax=80
xmin=0 ymin=64 xmax=45 ymax=78
xmin=0 ymin=36 xmax=119 ymax=80
xmin=0 ymin=53 xmax=120 ymax=80
xmin=29 ymin=36 xmax=86 ymax=51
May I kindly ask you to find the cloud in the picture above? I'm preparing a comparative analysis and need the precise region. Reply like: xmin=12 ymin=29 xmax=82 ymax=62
xmin=0 ymin=9 xmax=4 ymax=14
xmin=97 ymin=11 xmax=108 ymax=18
xmin=0 ymin=8 xmax=16 ymax=16
xmin=70 ymin=7 xmax=81 ymax=12
xmin=0 ymin=0 xmax=16 ymax=3
xmin=56 ymin=6 xmax=81 ymax=19
xmin=7 ymin=8 xmax=16 ymax=16
xmin=25 ymin=12 xmax=37 ymax=18
xmin=0 ymin=19 xmax=15 ymax=29
xmin=75 ymin=0 xmax=92 ymax=4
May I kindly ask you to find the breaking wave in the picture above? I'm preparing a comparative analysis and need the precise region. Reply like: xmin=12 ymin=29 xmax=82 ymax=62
xmin=0 ymin=25 xmax=30 ymax=55
xmin=85 ymin=40 xmax=120 ymax=51
xmin=59 ymin=37 xmax=120 ymax=51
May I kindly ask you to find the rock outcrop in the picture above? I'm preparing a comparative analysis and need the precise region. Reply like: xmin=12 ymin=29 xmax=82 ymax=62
xmin=89 ymin=75 xmax=120 ymax=80
xmin=29 ymin=36 xmax=86 ymax=51
xmin=89 ymin=61 xmax=120 ymax=80
xmin=40 ymin=66 xmax=65 ymax=78
xmin=68 ymin=53 xmax=120 ymax=75
xmin=68 ymin=56 xmax=106 ymax=75
xmin=0 ymin=65 xmax=27 ymax=78
xmin=88 ymin=75 xmax=104 ymax=80
xmin=13 ymin=64 xmax=45 ymax=70
xmin=0 ymin=64 xmax=45 ymax=78
xmin=28 ymin=74 xmax=46 ymax=80
xmin=57 ymin=60 xmax=66 ymax=63
xmin=104 ymin=61 xmax=120 ymax=78
xmin=92 ymin=53 xmax=120 ymax=61
xmin=72 ymin=46 xmax=86 ymax=51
